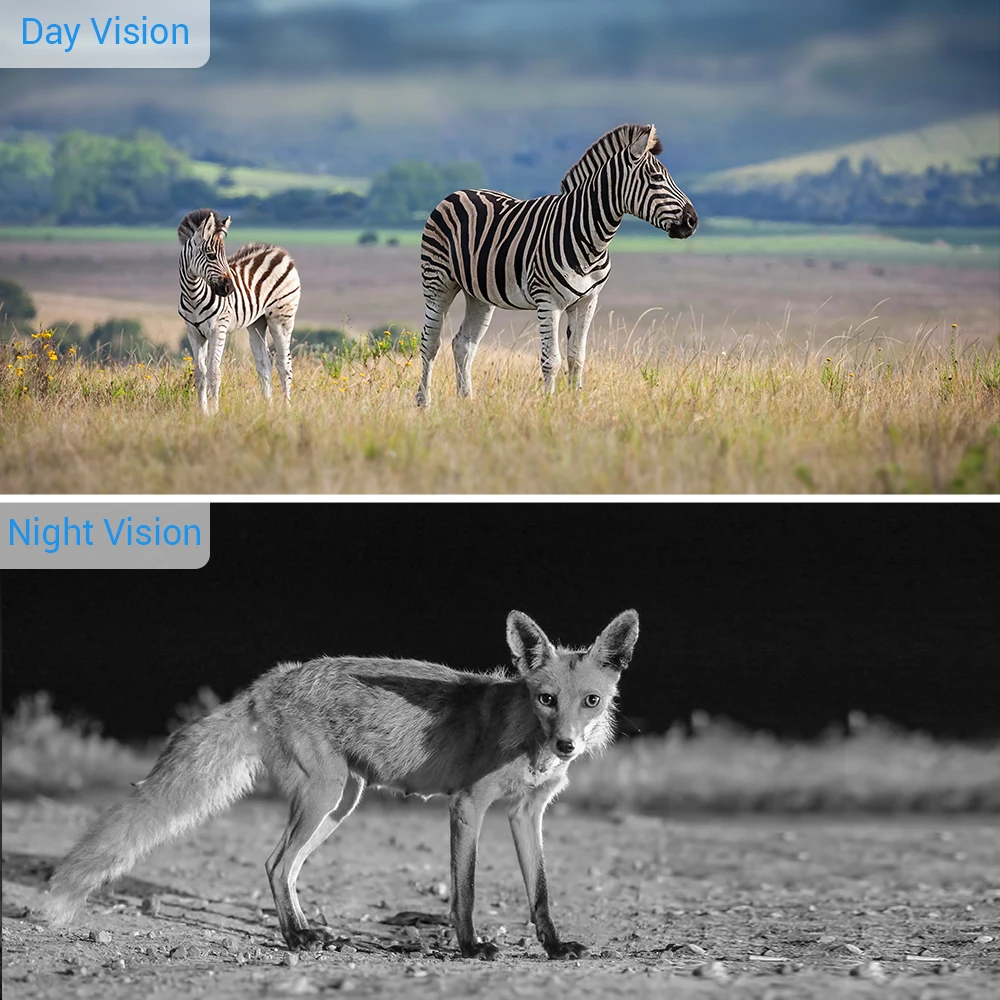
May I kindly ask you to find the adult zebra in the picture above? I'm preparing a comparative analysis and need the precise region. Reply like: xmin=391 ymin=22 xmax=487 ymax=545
xmin=177 ymin=209 xmax=300 ymax=413
xmin=416 ymin=123 xmax=697 ymax=406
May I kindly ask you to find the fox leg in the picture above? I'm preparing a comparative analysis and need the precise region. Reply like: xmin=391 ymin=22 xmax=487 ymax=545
xmin=449 ymin=789 xmax=498 ymax=960
xmin=508 ymin=778 xmax=587 ymax=959
xmin=266 ymin=771 xmax=365 ymax=951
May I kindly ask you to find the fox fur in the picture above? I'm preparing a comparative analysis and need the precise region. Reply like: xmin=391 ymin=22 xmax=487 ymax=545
xmin=44 ymin=609 xmax=640 ymax=960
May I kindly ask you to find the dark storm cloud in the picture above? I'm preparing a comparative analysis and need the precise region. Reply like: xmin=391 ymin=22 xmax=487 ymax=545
xmin=202 ymin=0 xmax=1000 ymax=72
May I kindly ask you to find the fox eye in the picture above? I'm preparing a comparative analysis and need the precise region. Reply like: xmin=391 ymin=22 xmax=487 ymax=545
xmin=583 ymin=694 xmax=601 ymax=708
xmin=537 ymin=693 xmax=555 ymax=707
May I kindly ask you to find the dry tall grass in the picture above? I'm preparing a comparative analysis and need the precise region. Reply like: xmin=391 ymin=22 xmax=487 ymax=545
xmin=4 ymin=694 xmax=996 ymax=812
xmin=1 ymin=323 xmax=997 ymax=493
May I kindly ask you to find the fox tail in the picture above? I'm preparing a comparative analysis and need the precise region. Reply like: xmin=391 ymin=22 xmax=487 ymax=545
xmin=44 ymin=691 xmax=262 ymax=927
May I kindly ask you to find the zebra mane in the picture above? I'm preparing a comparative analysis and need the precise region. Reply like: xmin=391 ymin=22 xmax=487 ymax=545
xmin=560 ymin=125 xmax=663 ymax=194
xmin=177 ymin=208 xmax=228 ymax=245
xmin=229 ymin=241 xmax=272 ymax=263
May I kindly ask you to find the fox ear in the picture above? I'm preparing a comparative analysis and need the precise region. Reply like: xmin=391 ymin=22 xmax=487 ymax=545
xmin=506 ymin=611 xmax=556 ymax=674
xmin=590 ymin=609 xmax=640 ymax=672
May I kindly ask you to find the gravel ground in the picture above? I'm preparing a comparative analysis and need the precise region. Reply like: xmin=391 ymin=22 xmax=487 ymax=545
xmin=3 ymin=797 xmax=998 ymax=999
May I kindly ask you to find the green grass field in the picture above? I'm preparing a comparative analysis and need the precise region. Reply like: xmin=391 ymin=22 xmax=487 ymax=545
xmin=1 ymin=221 xmax=996 ymax=267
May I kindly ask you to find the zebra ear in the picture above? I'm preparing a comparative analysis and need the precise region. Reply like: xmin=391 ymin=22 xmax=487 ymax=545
xmin=629 ymin=125 xmax=658 ymax=160
xmin=220 ymin=216 xmax=232 ymax=236
xmin=198 ymin=213 xmax=216 ymax=241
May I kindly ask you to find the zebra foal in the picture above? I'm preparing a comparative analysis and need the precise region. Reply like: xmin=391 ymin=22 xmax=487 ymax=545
xmin=177 ymin=209 xmax=301 ymax=413
xmin=416 ymin=123 xmax=697 ymax=406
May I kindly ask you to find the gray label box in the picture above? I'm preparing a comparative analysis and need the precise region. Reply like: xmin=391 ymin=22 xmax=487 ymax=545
xmin=1 ymin=503 xmax=210 ymax=569
xmin=1 ymin=1 xmax=210 ymax=68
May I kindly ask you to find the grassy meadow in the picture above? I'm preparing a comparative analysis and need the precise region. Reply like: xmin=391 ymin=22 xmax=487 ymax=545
xmin=2 ymin=221 xmax=997 ymax=268
xmin=1 ymin=321 xmax=998 ymax=493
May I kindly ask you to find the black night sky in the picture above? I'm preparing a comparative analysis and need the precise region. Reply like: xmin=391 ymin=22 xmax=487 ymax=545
xmin=2 ymin=503 xmax=997 ymax=741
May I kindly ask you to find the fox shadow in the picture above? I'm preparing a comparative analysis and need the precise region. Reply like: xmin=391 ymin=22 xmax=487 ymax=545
xmin=1 ymin=851 xmax=195 ymax=914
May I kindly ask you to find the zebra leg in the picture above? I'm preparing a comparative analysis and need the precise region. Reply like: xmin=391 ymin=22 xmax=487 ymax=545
xmin=452 ymin=294 xmax=496 ymax=399
xmin=206 ymin=324 xmax=229 ymax=413
xmin=537 ymin=302 xmax=564 ymax=394
xmin=566 ymin=292 xmax=599 ymax=390
xmin=247 ymin=317 xmax=273 ymax=402
xmin=266 ymin=314 xmax=294 ymax=405
xmin=416 ymin=275 xmax=458 ymax=408
xmin=186 ymin=325 xmax=211 ymax=414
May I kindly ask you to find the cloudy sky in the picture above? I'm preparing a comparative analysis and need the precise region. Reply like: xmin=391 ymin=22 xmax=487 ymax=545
xmin=1 ymin=0 xmax=996 ymax=188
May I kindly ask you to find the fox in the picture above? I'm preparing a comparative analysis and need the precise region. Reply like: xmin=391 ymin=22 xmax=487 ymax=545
xmin=43 ymin=609 xmax=639 ymax=960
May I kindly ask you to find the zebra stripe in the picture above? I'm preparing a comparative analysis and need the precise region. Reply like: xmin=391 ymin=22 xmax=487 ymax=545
xmin=416 ymin=124 xmax=697 ymax=405
xmin=177 ymin=209 xmax=301 ymax=413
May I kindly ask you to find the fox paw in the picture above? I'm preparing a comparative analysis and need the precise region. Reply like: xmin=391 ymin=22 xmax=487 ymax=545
xmin=460 ymin=940 xmax=501 ymax=961
xmin=285 ymin=926 xmax=337 ymax=952
xmin=545 ymin=940 xmax=589 ymax=960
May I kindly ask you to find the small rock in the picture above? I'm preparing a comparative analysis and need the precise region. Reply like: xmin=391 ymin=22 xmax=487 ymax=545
xmin=975 ymin=935 xmax=994 ymax=944
xmin=169 ymin=945 xmax=188 ymax=960
xmin=817 ymin=934 xmax=837 ymax=945
xmin=220 ymin=937 xmax=235 ymax=951
xmin=339 ymin=945 xmax=357 ymax=957
xmin=692 ymin=960 xmax=728 ymax=982
xmin=935 ymin=962 xmax=961 ymax=974
xmin=338 ymin=980 xmax=358 ymax=992
xmin=140 ymin=896 xmax=161 ymax=916
xmin=683 ymin=943 xmax=708 ymax=956
xmin=850 ymin=961 xmax=887 ymax=983
xmin=283 ymin=952 xmax=299 ymax=967
xmin=89 ymin=930 xmax=112 ymax=945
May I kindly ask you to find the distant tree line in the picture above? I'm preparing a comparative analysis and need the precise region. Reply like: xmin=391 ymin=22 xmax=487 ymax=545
xmin=2 ymin=130 xmax=997 ymax=229
xmin=696 ymin=156 xmax=1000 ymax=227
xmin=0 ymin=130 xmax=484 ymax=227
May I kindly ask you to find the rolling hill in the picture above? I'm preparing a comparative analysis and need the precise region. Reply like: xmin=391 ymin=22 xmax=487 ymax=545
xmin=186 ymin=160 xmax=370 ymax=199
xmin=692 ymin=114 xmax=1000 ymax=193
